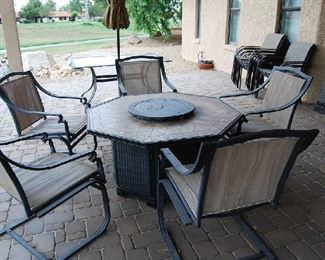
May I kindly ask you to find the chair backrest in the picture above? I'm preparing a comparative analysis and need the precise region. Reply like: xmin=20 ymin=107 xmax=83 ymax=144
xmin=283 ymin=41 xmax=316 ymax=65
xmin=198 ymin=129 xmax=318 ymax=217
xmin=0 ymin=72 xmax=44 ymax=134
xmin=0 ymin=161 xmax=21 ymax=201
xmin=262 ymin=33 xmax=290 ymax=56
xmin=262 ymin=68 xmax=311 ymax=128
xmin=116 ymin=56 xmax=163 ymax=95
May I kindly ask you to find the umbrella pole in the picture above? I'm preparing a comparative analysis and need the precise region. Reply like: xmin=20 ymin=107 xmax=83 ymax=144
xmin=117 ymin=29 xmax=120 ymax=59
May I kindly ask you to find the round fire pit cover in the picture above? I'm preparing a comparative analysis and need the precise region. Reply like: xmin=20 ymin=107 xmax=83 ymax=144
xmin=128 ymin=98 xmax=195 ymax=121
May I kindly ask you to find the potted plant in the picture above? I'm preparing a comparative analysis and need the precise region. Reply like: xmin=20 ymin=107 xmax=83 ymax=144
xmin=197 ymin=51 xmax=214 ymax=70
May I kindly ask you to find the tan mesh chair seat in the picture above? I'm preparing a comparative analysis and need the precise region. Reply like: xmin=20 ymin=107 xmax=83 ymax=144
xmin=167 ymin=166 xmax=202 ymax=216
xmin=27 ymin=115 xmax=86 ymax=135
xmin=16 ymin=153 xmax=97 ymax=210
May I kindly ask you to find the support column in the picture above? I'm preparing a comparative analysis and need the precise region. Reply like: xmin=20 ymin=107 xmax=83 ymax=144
xmin=0 ymin=0 xmax=23 ymax=72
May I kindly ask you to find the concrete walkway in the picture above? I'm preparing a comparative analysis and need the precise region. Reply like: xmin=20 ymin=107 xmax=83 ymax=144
xmin=0 ymin=70 xmax=324 ymax=260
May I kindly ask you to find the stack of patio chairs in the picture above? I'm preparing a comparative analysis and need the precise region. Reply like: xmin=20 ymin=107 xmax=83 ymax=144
xmin=222 ymin=66 xmax=313 ymax=135
xmin=157 ymin=129 xmax=319 ymax=260
xmin=249 ymin=41 xmax=316 ymax=93
xmin=0 ymin=71 xmax=91 ymax=154
xmin=231 ymin=33 xmax=290 ymax=89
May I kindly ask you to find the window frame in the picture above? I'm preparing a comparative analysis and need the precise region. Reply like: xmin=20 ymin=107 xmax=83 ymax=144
xmin=227 ymin=0 xmax=241 ymax=44
xmin=195 ymin=0 xmax=202 ymax=39
xmin=278 ymin=0 xmax=302 ymax=41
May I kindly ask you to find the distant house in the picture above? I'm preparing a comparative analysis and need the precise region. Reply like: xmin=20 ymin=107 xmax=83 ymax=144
xmin=48 ymin=11 xmax=71 ymax=22
xmin=0 ymin=12 xmax=20 ymax=24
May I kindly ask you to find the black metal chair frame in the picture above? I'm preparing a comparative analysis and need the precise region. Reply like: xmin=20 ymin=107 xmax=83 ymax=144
xmin=0 ymin=133 xmax=110 ymax=260
xmin=221 ymin=66 xmax=312 ymax=134
xmin=0 ymin=71 xmax=91 ymax=154
xmin=250 ymin=43 xmax=316 ymax=93
xmin=231 ymin=34 xmax=290 ymax=90
xmin=157 ymin=129 xmax=319 ymax=260
xmin=115 ymin=55 xmax=177 ymax=96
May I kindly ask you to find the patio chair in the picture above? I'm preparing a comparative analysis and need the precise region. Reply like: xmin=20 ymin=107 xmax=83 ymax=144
xmin=157 ymin=129 xmax=319 ymax=260
xmin=231 ymin=33 xmax=290 ymax=89
xmin=0 ymin=71 xmax=90 ymax=154
xmin=115 ymin=55 xmax=177 ymax=96
xmin=0 ymin=133 xmax=110 ymax=259
xmin=221 ymin=67 xmax=312 ymax=134
xmin=250 ymin=41 xmax=316 ymax=92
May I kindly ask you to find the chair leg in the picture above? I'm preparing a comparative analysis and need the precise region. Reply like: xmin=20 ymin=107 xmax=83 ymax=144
xmin=57 ymin=182 xmax=110 ymax=260
xmin=0 ymin=182 xmax=110 ymax=260
xmin=157 ymin=182 xmax=182 ymax=260
xmin=233 ymin=215 xmax=277 ymax=260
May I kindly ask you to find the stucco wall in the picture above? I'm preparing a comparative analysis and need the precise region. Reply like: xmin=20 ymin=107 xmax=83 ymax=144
xmin=182 ymin=0 xmax=325 ymax=103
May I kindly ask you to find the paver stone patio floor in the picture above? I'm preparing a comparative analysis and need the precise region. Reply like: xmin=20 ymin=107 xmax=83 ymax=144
xmin=0 ymin=70 xmax=324 ymax=260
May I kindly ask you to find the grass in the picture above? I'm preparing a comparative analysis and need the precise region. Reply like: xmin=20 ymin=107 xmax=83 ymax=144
xmin=0 ymin=21 xmax=139 ymax=50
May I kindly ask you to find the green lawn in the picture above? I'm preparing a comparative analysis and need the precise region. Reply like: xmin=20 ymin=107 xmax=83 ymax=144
xmin=0 ymin=21 xmax=138 ymax=50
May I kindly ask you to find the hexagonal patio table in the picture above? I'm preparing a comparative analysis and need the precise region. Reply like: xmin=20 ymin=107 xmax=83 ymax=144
xmin=87 ymin=92 xmax=243 ymax=205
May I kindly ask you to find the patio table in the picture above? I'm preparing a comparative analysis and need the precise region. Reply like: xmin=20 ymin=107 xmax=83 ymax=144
xmin=87 ymin=92 xmax=243 ymax=205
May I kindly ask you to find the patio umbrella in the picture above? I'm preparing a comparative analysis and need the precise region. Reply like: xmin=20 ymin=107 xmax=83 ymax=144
xmin=103 ymin=0 xmax=130 ymax=59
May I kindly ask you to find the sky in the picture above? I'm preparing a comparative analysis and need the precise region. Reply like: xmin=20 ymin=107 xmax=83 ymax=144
xmin=13 ymin=0 xmax=69 ymax=11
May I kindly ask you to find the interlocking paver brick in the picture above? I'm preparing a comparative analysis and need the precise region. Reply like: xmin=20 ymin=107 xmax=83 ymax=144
xmin=193 ymin=240 xmax=218 ymax=259
xmin=66 ymin=231 xmax=86 ymax=241
xmin=24 ymin=218 xmax=45 ymax=236
xmin=78 ymin=251 xmax=102 ymax=260
xmin=117 ymin=217 xmax=139 ymax=236
xmin=298 ymin=230 xmax=323 ymax=245
xmin=232 ymin=247 xmax=256 ymax=259
xmin=273 ymin=247 xmax=297 ymax=260
xmin=55 ymin=230 xmax=66 ymax=244
xmin=89 ymin=232 xmax=121 ymax=249
xmin=266 ymin=230 xmax=300 ymax=248
xmin=102 ymin=245 xmax=126 ymax=260
xmin=65 ymin=220 xmax=85 ymax=234
xmin=33 ymin=232 xmax=55 ymax=253
xmin=182 ymin=224 xmax=209 ymax=244
xmin=147 ymin=242 xmax=171 ymax=260
xmin=313 ymin=242 xmax=325 ymax=259
xmin=213 ymin=234 xmax=247 ymax=254
xmin=288 ymin=241 xmax=322 ymax=260
xmin=46 ymin=210 xmax=74 ymax=225
xmin=74 ymin=206 xmax=102 ymax=220
xmin=132 ymin=230 xmax=163 ymax=248
xmin=126 ymin=248 xmax=150 ymax=260
xmin=0 ymin=239 xmax=11 ymax=260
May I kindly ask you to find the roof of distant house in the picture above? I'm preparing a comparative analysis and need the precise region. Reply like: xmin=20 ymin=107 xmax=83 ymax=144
xmin=49 ymin=11 xmax=71 ymax=18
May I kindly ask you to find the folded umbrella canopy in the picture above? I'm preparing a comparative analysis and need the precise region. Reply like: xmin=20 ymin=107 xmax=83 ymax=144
xmin=103 ymin=0 xmax=130 ymax=59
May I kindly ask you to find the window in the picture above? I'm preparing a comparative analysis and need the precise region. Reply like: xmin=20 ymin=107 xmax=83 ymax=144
xmin=196 ymin=0 xmax=202 ymax=38
xmin=279 ymin=0 xmax=302 ymax=42
xmin=228 ymin=0 xmax=241 ymax=44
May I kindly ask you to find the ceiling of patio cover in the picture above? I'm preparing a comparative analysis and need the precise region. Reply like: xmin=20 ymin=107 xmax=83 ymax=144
xmin=103 ymin=0 xmax=130 ymax=30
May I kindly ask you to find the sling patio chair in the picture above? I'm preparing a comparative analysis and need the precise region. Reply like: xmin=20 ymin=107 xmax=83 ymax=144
xmin=0 ymin=71 xmax=91 ymax=154
xmin=157 ymin=129 xmax=319 ymax=260
xmin=221 ymin=67 xmax=312 ymax=135
xmin=250 ymin=41 xmax=316 ymax=93
xmin=115 ymin=55 xmax=177 ymax=96
xmin=231 ymin=33 xmax=290 ymax=89
xmin=0 ymin=132 xmax=110 ymax=260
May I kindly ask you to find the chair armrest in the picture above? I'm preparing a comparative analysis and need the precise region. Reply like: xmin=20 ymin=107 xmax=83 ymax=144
xmin=162 ymin=75 xmax=177 ymax=92
xmin=1 ymin=149 xmax=97 ymax=171
xmin=81 ymin=67 xmax=97 ymax=103
xmin=161 ymin=148 xmax=197 ymax=176
xmin=280 ymin=61 xmax=307 ymax=67
xmin=0 ymin=132 xmax=48 ymax=146
xmin=34 ymin=80 xmax=87 ymax=104
xmin=4 ymin=100 xmax=64 ymax=122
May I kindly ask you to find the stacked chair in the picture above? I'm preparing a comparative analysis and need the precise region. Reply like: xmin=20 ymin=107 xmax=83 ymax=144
xmin=249 ymin=41 xmax=316 ymax=93
xmin=231 ymin=33 xmax=290 ymax=89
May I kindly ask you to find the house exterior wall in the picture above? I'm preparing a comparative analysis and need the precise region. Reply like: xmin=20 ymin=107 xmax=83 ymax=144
xmin=182 ymin=0 xmax=325 ymax=103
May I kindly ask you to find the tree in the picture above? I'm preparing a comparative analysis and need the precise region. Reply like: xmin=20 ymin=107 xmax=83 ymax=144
xmin=126 ymin=0 xmax=182 ymax=37
xmin=90 ymin=0 xmax=107 ymax=17
xmin=43 ymin=0 xmax=56 ymax=16
xmin=19 ymin=0 xmax=43 ymax=22
xmin=69 ymin=0 xmax=83 ymax=13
